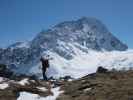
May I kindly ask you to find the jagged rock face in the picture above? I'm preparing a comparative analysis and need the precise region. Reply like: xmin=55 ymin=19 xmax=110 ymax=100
xmin=32 ymin=17 xmax=127 ymax=51
xmin=0 ymin=17 xmax=128 ymax=75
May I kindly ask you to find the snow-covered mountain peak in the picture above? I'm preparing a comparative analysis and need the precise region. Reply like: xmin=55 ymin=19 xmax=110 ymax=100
xmin=54 ymin=17 xmax=108 ymax=33
xmin=32 ymin=17 xmax=127 ymax=52
xmin=0 ymin=17 xmax=130 ymax=79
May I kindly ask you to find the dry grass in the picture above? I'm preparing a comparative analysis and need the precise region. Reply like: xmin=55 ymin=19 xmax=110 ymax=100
xmin=58 ymin=70 xmax=133 ymax=100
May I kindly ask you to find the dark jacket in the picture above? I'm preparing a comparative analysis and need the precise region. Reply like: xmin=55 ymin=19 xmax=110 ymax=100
xmin=40 ymin=58 xmax=49 ymax=70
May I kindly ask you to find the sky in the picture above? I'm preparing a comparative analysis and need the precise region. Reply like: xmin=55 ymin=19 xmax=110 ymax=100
xmin=0 ymin=0 xmax=133 ymax=48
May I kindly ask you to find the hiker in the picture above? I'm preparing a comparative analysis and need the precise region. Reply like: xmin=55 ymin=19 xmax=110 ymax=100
xmin=40 ymin=56 xmax=50 ymax=80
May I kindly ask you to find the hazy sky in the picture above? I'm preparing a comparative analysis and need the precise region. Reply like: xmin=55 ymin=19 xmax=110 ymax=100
xmin=0 ymin=0 xmax=133 ymax=48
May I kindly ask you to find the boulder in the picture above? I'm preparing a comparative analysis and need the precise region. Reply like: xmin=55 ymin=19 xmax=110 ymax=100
xmin=96 ymin=66 xmax=108 ymax=73
xmin=0 ymin=64 xmax=13 ymax=78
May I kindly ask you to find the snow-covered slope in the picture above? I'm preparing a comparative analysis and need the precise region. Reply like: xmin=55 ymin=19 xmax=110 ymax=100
xmin=29 ymin=43 xmax=133 ymax=79
xmin=0 ymin=17 xmax=130 ymax=79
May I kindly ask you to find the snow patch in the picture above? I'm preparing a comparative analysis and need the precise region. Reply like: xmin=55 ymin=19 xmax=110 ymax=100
xmin=17 ymin=78 xmax=29 ymax=86
xmin=16 ymin=42 xmax=29 ymax=48
xmin=17 ymin=87 xmax=63 ymax=100
xmin=17 ymin=92 xmax=44 ymax=100
xmin=82 ymin=24 xmax=91 ymax=32
xmin=37 ymin=87 xmax=48 ymax=92
xmin=0 ymin=77 xmax=4 ymax=82
xmin=0 ymin=83 xmax=9 ymax=89
xmin=43 ymin=87 xmax=63 ymax=100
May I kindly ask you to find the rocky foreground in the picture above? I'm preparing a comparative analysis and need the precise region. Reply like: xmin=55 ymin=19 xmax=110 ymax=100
xmin=1 ymin=69 xmax=133 ymax=100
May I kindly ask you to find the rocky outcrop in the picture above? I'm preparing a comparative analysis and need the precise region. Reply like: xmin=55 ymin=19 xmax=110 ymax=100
xmin=57 ymin=70 xmax=133 ymax=100
xmin=96 ymin=66 xmax=108 ymax=73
